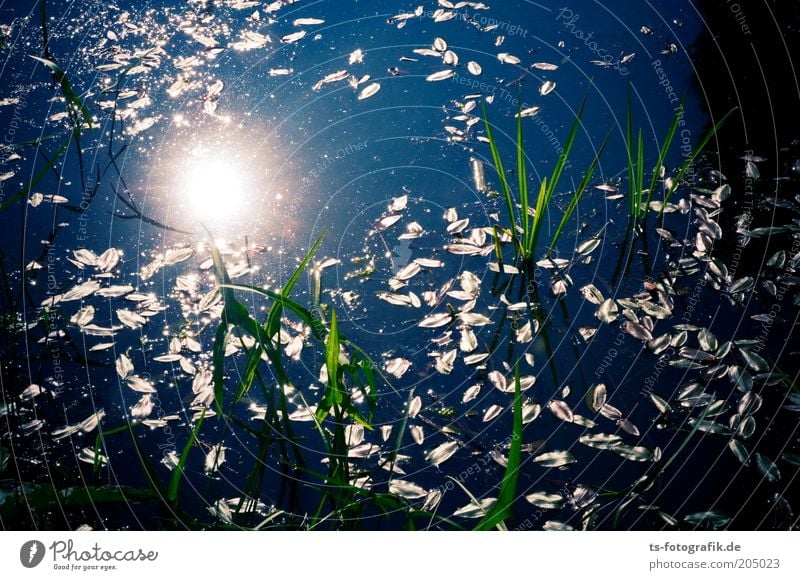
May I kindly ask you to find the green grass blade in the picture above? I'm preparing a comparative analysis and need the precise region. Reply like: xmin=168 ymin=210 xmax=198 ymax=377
xmin=529 ymin=177 xmax=548 ymax=254
xmin=548 ymin=130 xmax=611 ymax=252
xmin=644 ymin=100 xmax=685 ymax=209
xmin=475 ymin=363 xmax=523 ymax=530
xmin=221 ymin=283 xmax=326 ymax=340
xmin=316 ymin=308 xmax=343 ymax=423
xmin=30 ymin=55 xmax=93 ymax=130
xmin=168 ymin=409 xmax=206 ymax=504
xmin=0 ymin=137 xmax=71 ymax=214
xmin=662 ymin=107 xmax=736 ymax=213
xmin=636 ymin=128 xmax=644 ymax=217
xmin=516 ymin=107 xmax=529 ymax=253
xmin=545 ymin=93 xmax=588 ymax=201
xmin=266 ymin=231 xmax=325 ymax=339
xmin=482 ymin=103 xmax=517 ymax=242
xmin=626 ymin=88 xmax=636 ymax=218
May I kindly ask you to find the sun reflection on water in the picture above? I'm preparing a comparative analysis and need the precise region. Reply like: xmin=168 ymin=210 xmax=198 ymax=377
xmin=179 ymin=153 xmax=250 ymax=223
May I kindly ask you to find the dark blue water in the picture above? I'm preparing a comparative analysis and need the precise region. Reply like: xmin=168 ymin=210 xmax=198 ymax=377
xmin=1 ymin=0 xmax=797 ymax=531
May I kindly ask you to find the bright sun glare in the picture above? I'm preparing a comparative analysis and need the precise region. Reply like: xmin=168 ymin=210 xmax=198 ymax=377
xmin=181 ymin=158 xmax=249 ymax=222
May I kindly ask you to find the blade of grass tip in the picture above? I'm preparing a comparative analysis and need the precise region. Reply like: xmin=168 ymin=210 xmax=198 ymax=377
xmin=545 ymin=92 xmax=588 ymax=201
xmin=40 ymin=0 xmax=50 ymax=59
xmin=626 ymin=88 xmax=636 ymax=219
xmin=529 ymin=177 xmax=548 ymax=256
xmin=221 ymin=283 xmax=326 ymax=340
xmin=548 ymin=130 xmax=611 ymax=252
xmin=482 ymin=103 xmax=517 ymax=241
xmin=387 ymin=389 xmax=415 ymax=476
xmin=29 ymin=55 xmax=93 ymax=130
xmin=168 ymin=409 xmax=206 ymax=504
xmin=475 ymin=362 xmax=523 ymax=530
xmin=661 ymin=107 xmax=736 ymax=214
xmin=447 ymin=476 xmax=496 ymax=525
xmin=266 ymin=231 xmax=325 ymax=339
xmin=516 ymin=106 xmax=529 ymax=252
xmin=202 ymin=226 xmax=250 ymax=414
xmin=644 ymin=99 xmax=685 ymax=209
xmin=636 ymin=128 xmax=644 ymax=219
xmin=316 ymin=308 xmax=343 ymax=423
xmin=0 ymin=137 xmax=70 ymax=214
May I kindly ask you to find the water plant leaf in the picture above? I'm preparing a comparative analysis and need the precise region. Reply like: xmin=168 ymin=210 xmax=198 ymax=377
xmin=475 ymin=363 xmax=523 ymax=530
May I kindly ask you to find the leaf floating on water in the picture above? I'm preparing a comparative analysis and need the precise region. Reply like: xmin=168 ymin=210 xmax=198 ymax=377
xmin=580 ymin=284 xmax=604 ymax=305
xmin=435 ymin=348 xmax=457 ymax=374
xmin=70 ymin=306 xmax=95 ymax=327
xmin=426 ymin=69 xmax=455 ymax=82
xmin=73 ymin=249 xmax=98 ymax=267
xmin=483 ymin=404 xmax=503 ymax=422
xmin=414 ymin=257 xmax=444 ymax=268
xmin=453 ymin=498 xmax=496 ymax=518
xmin=419 ymin=312 xmax=453 ymax=328
xmin=754 ymin=453 xmax=781 ymax=482
xmin=384 ymin=357 xmax=412 ymax=378
xmin=127 ymin=376 xmax=156 ymax=394
xmin=579 ymin=433 xmax=623 ymax=450
xmin=163 ymin=247 xmax=194 ymax=266
xmin=410 ymin=424 xmax=425 ymax=445
xmin=281 ymin=30 xmax=307 ymax=43
xmin=595 ymin=299 xmax=619 ymax=323
xmin=395 ymin=261 xmax=421 ymax=280
xmin=457 ymin=312 xmax=492 ymax=327
xmin=459 ymin=327 xmax=478 ymax=352
xmin=96 ymin=285 xmax=134 ymax=298
xmin=462 ymin=384 xmax=481 ymax=403
xmin=204 ymin=444 xmax=226 ymax=473
xmin=543 ymin=520 xmax=574 ymax=531
xmin=389 ymin=479 xmax=427 ymax=499
xmin=539 ymin=80 xmax=556 ymax=96
xmin=525 ymin=492 xmax=564 ymax=509
xmin=588 ymin=383 xmax=607 ymax=412
xmin=357 ymin=82 xmax=381 ymax=100
xmin=650 ymin=393 xmax=671 ymax=414
xmin=408 ymin=395 xmax=422 ymax=419
xmin=130 ymin=394 xmax=154 ymax=419
xmin=116 ymin=354 xmax=134 ymax=379
xmin=61 ymin=280 xmax=101 ymax=302
xmin=488 ymin=370 xmax=508 ymax=393
xmin=293 ymin=17 xmax=325 ymax=26
xmin=683 ymin=511 xmax=730 ymax=529
xmin=728 ymin=439 xmax=749 ymax=465
xmin=522 ymin=401 xmax=542 ymax=424
xmin=533 ymin=450 xmax=576 ymax=468
xmin=153 ymin=354 xmax=183 ymax=363
xmin=548 ymin=400 xmax=574 ymax=423
xmin=497 ymin=52 xmax=520 ymax=64
xmin=116 ymin=309 xmax=146 ymax=329
xmin=426 ymin=441 xmax=459 ymax=466
xmin=617 ymin=417 xmax=640 ymax=436
xmin=623 ymin=321 xmax=653 ymax=341
xmin=516 ymin=106 xmax=540 ymax=118
xmin=610 ymin=444 xmax=653 ymax=462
